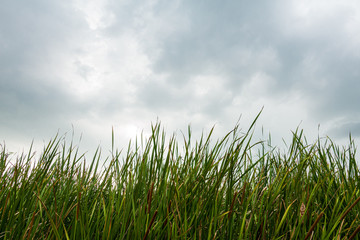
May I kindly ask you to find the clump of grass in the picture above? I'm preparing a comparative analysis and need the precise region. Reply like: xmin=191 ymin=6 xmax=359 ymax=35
xmin=1 ymin=113 xmax=360 ymax=239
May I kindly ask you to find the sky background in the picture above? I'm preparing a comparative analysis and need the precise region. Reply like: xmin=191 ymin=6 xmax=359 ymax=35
xmin=1 ymin=0 xmax=360 ymax=159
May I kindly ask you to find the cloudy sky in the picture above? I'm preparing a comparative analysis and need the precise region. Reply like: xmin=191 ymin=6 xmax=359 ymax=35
xmin=1 ymin=0 xmax=360 ymax=158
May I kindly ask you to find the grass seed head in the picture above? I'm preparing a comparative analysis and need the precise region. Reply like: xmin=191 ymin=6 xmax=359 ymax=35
xmin=300 ymin=202 xmax=306 ymax=217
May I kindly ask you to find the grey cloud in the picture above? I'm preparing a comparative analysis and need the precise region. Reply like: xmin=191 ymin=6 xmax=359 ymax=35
xmin=149 ymin=1 xmax=278 ymax=85
xmin=0 ymin=1 xmax=87 ymax=54
xmin=136 ymin=80 xmax=183 ymax=110
xmin=279 ymin=45 xmax=360 ymax=122
xmin=2 ymin=0 xmax=360 ymax=154
xmin=135 ymin=74 xmax=234 ymax=120
xmin=74 ymin=60 xmax=95 ymax=81
xmin=0 ymin=74 xmax=89 ymax=137
xmin=104 ymin=0 xmax=360 ymax=128
xmin=105 ymin=0 xmax=282 ymax=118
xmin=0 ymin=1 xmax=94 ymax=138
xmin=329 ymin=121 xmax=360 ymax=138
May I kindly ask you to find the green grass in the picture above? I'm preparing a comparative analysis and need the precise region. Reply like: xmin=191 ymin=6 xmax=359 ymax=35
xmin=1 ymin=113 xmax=360 ymax=239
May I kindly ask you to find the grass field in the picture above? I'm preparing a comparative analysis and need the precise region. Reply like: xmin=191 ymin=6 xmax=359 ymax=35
xmin=1 ymin=113 xmax=360 ymax=239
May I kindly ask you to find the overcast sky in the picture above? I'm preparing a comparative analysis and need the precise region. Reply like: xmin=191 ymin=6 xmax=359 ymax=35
xmin=1 ymin=0 xmax=360 ymax=159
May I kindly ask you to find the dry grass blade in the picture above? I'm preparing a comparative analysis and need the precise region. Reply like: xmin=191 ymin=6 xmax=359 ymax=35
xmin=228 ymin=191 xmax=238 ymax=219
xmin=143 ymin=210 xmax=158 ymax=240
xmin=349 ymin=224 xmax=360 ymax=240
xmin=340 ymin=195 xmax=360 ymax=221
xmin=304 ymin=212 xmax=324 ymax=240
xmin=337 ymin=219 xmax=345 ymax=240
